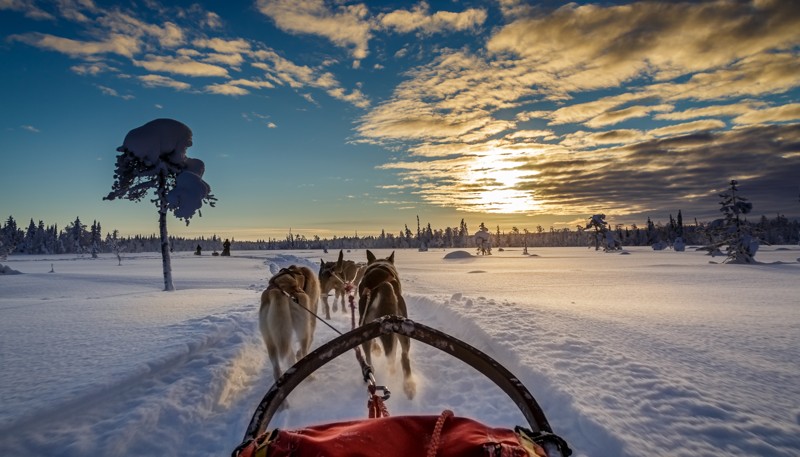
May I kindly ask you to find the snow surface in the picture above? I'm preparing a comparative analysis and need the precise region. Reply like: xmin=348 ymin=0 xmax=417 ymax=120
xmin=1 ymin=247 xmax=799 ymax=457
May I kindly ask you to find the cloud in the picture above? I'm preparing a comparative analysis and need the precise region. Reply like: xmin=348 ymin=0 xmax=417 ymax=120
xmin=9 ymin=32 xmax=140 ymax=58
xmin=205 ymin=83 xmax=249 ymax=96
xmin=654 ymin=102 xmax=769 ymax=122
xmin=6 ymin=1 xmax=376 ymax=108
xmin=356 ymin=51 xmax=534 ymax=143
xmin=487 ymin=1 xmax=800 ymax=92
xmin=70 ymin=61 xmax=117 ymax=75
xmin=20 ymin=125 xmax=40 ymax=133
xmin=0 ymin=0 xmax=54 ymax=20
xmin=521 ymin=124 xmax=800 ymax=219
xmin=507 ymin=130 xmax=554 ymax=140
xmin=379 ymin=2 xmax=487 ymax=35
xmin=649 ymin=120 xmax=726 ymax=138
xmin=733 ymin=103 xmax=800 ymax=126
xmin=644 ymin=51 xmax=800 ymax=103
xmin=354 ymin=1 xmax=800 ymax=220
xmin=133 ymin=54 xmax=229 ymax=77
xmin=193 ymin=37 xmax=251 ymax=54
xmin=204 ymin=11 xmax=222 ymax=29
xmin=560 ymin=129 xmax=646 ymax=149
xmin=326 ymin=87 xmax=370 ymax=109
xmin=255 ymin=0 xmax=371 ymax=60
xmin=251 ymin=50 xmax=369 ymax=106
xmin=137 ymin=74 xmax=191 ymax=90
xmin=204 ymin=74 xmax=312 ymax=96
xmin=96 ymin=84 xmax=134 ymax=100
xmin=585 ymin=104 xmax=674 ymax=128
xmin=380 ymin=123 xmax=800 ymax=219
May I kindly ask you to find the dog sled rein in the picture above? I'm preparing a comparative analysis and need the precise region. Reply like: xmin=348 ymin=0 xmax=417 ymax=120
xmin=278 ymin=271 xmax=391 ymax=416
xmin=234 ymin=314 xmax=571 ymax=457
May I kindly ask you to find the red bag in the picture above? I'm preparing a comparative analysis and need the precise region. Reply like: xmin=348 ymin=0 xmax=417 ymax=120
xmin=237 ymin=412 xmax=547 ymax=457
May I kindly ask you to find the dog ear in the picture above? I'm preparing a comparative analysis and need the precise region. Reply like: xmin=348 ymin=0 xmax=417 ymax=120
xmin=366 ymin=250 xmax=376 ymax=264
xmin=388 ymin=251 xmax=395 ymax=264
xmin=336 ymin=250 xmax=344 ymax=269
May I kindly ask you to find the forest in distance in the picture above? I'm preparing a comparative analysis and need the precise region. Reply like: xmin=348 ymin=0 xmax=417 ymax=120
xmin=2 ymin=212 xmax=799 ymax=256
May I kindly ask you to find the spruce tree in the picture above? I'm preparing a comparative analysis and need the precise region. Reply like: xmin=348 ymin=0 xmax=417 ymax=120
xmin=712 ymin=180 xmax=759 ymax=263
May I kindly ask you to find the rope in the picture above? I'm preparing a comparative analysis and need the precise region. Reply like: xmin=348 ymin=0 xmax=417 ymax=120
xmin=367 ymin=385 xmax=391 ymax=418
xmin=348 ymin=285 xmax=391 ymax=415
xmin=426 ymin=410 xmax=454 ymax=457
xmin=277 ymin=270 xmax=391 ymax=418
xmin=279 ymin=290 xmax=344 ymax=336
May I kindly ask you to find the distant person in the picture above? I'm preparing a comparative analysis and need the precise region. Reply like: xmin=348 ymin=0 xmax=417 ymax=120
xmin=222 ymin=239 xmax=231 ymax=256
xmin=195 ymin=244 xmax=202 ymax=255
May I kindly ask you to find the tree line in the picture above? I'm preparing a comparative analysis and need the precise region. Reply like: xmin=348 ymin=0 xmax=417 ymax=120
xmin=2 ymin=211 xmax=798 ymax=258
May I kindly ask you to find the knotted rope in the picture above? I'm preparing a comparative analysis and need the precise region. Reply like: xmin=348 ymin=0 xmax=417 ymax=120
xmin=426 ymin=410 xmax=454 ymax=457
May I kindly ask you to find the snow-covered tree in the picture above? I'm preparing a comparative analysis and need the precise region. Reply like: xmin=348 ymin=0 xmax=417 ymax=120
xmin=90 ymin=220 xmax=102 ymax=258
xmin=475 ymin=222 xmax=492 ymax=255
xmin=67 ymin=216 xmax=86 ymax=255
xmin=710 ymin=179 xmax=759 ymax=264
xmin=106 ymin=231 xmax=125 ymax=265
xmin=24 ymin=219 xmax=37 ymax=254
xmin=104 ymin=119 xmax=216 ymax=291
xmin=584 ymin=214 xmax=621 ymax=251
xmin=1 ymin=216 xmax=22 ymax=257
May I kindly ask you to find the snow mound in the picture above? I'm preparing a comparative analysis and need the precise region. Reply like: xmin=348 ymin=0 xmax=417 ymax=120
xmin=444 ymin=250 xmax=473 ymax=259
xmin=0 ymin=263 xmax=22 ymax=274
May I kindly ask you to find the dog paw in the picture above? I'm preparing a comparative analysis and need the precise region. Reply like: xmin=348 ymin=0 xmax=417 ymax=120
xmin=403 ymin=379 xmax=417 ymax=400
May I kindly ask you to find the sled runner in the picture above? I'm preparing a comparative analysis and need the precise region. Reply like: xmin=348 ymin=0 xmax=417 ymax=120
xmin=232 ymin=315 xmax=572 ymax=457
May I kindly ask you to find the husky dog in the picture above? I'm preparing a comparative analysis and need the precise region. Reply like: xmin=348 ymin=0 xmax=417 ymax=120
xmin=318 ymin=250 xmax=365 ymax=319
xmin=357 ymin=250 xmax=415 ymax=399
xmin=259 ymin=265 xmax=321 ymax=382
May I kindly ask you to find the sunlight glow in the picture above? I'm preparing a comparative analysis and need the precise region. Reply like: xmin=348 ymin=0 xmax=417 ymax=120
xmin=461 ymin=149 xmax=540 ymax=214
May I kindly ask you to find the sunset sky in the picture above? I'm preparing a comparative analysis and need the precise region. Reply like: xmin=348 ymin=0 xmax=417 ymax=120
xmin=1 ymin=0 xmax=798 ymax=241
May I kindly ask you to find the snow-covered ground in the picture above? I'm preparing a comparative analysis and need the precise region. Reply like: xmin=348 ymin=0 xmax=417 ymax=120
xmin=1 ymin=246 xmax=799 ymax=457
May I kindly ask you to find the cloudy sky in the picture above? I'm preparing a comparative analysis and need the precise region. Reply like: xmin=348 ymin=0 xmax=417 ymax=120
xmin=1 ymin=0 xmax=798 ymax=240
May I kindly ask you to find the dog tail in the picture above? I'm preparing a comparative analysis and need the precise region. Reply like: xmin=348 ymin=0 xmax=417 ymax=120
xmin=261 ymin=289 xmax=294 ymax=359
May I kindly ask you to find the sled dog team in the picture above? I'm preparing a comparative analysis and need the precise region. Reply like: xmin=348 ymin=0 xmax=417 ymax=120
xmin=259 ymin=250 xmax=416 ymax=399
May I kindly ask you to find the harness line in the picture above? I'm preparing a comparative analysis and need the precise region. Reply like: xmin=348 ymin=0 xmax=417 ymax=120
xmin=276 ymin=268 xmax=390 ymax=416
xmin=348 ymin=284 xmax=390 ymax=417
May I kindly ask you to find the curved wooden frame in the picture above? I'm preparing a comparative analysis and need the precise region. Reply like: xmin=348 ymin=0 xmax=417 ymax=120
xmin=236 ymin=315 xmax=569 ymax=456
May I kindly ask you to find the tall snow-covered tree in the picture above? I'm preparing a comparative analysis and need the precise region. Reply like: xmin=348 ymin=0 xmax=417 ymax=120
xmin=1 ymin=216 xmax=22 ymax=257
xmin=711 ymin=179 xmax=759 ymax=264
xmin=90 ymin=220 xmax=102 ymax=258
xmin=24 ymin=219 xmax=37 ymax=254
xmin=67 ymin=216 xmax=86 ymax=254
xmin=104 ymin=118 xmax=216 ymax=291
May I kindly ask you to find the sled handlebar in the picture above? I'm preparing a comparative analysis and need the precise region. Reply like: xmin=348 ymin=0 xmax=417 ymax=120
xmin=241 ymin=316 xmax=558 ymax=441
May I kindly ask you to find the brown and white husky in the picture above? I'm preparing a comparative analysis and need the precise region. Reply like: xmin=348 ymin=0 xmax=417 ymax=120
xmin=357 ymin=250 xmax=416 ymax=399
xmin=318 ymin=250 xmax=365 ymax=319
xmin=259 ymin=265 xmax=321 ymax=382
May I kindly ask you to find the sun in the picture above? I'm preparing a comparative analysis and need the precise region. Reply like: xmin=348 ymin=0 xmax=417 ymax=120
xmin=462 ymin=149 xmax=540 ymax=214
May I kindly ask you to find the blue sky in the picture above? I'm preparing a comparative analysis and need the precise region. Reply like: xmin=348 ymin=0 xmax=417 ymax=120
xmin=1 ymin=0 xmax=798 ymax=241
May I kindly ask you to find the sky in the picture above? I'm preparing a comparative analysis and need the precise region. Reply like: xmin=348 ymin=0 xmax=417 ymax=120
xmin=1 ymin=247 xmax=799 ymax=456
xmin=1 ymin=0 xmax=799 ymax=241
